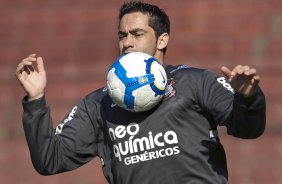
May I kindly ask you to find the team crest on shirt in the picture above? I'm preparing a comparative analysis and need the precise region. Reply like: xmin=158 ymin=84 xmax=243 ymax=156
xmin=164 ymin=79 xmax=176 ymax=100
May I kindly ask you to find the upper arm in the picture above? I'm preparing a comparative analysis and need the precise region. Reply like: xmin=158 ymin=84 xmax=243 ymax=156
xmin=196 ymin=70 xmax=234 ymax=126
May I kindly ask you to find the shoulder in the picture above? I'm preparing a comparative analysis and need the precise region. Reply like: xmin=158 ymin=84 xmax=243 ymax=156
xmin=83 ymin=86 xmax=109 ymax=105
xmin=164 ymin=64 xmax=217 ymax=79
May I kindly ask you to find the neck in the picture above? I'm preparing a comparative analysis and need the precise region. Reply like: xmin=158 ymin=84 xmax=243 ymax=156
xmin=154 ymin=51 xmax=165 ymax=65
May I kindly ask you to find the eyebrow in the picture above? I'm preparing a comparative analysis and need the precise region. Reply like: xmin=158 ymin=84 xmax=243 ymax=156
xmin=118 ymin=28 xmax=146 ymax=35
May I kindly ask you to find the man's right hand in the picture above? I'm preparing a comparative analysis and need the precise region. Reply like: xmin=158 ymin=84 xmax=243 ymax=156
xmin=15 ymin=54 xmax=47 ymax=101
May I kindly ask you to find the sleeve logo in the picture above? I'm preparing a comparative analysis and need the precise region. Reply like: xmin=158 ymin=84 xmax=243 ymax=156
xmin=217 ymin=77 xmax=234 ymax=93
xmin=55 ymin=106 xmax=78 ymax=134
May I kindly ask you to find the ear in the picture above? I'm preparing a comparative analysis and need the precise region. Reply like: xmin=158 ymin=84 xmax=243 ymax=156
xmin=157 ymin=33 xmax=169 ymax=51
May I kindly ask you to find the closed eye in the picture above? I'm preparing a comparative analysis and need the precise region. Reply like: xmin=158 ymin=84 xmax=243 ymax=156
xmin=118 ymin=31 xmax=127 ymax=40
xmin=130 ymin=29 xmax=145 ymax=37
xmin=118 ymin=29 xmax=146 ymax=39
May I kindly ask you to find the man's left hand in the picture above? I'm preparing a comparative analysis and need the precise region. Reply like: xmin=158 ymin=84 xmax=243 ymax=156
xmin=221 ymin=65 xmax=260 ymax=98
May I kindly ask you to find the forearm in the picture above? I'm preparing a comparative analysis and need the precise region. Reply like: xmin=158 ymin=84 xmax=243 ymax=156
xmin=22 ymin=96 xmax=97 ymax=175
xmin=227 ymin=88 xmax=266 ymax=139
xmin=22 ymin=96 xmax=66 ymax=175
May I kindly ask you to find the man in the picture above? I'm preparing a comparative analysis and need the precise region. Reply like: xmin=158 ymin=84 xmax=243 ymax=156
xmin=16 ymin=1 xmax=265 ymax=184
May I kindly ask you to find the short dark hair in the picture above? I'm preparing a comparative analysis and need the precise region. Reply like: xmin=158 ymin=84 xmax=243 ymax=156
xmin=119 ymin=1 xmax=170 ymax=53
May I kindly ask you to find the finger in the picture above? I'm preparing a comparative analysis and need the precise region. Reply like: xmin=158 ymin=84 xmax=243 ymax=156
xmin=244 ymin=68 xmax=256 ymax=76
xmin=16 ymin=63 xmax=26 ymax=76
xmin=221 ymin=66 xmax=233 ymax=79
xmin=15 ymin=66 xmax=23 ymax=77
xmin=19 ymin=55 xmax=39 ymax=70
xmin=16 ymin=58 xmax=35 ymax=77
xmin=25 ymin=64 xmax=35 ymax=74
xmin=23 ymin=65 xmax=31 ymax=75
xmin=236 ymin=65 xmax=250 ymax=75
xmin=27 ymin=65 xmax=35 ymax=72
xmin=22 ymin=56 xmax=37 ymax=63
xmin=36 ymin=57 xmax=45 ymax=73
xmin=228 ymin=65 xmax=242 ymax=77
xmin=21 ymin=60 xmax=34 ymax=66
xmin=15 ymin=65 xmax=27 ymax=78
xmin=16 ymin=62 xmax=33 ymax=75
xmin=253 ymin=75 xmax=260 ymax=85
xmin=16 ymin=61 xmax=33 ymax=75
xmin=28 ymin=53 xmax=36 ymax=57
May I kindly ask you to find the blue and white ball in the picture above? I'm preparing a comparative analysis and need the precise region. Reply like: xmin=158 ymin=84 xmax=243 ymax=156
xmin=107 ymin=52 xmax=167 ymax=112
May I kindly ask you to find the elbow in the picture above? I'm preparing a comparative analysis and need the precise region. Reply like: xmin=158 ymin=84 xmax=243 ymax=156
xmin=36 ymin=169 xmax=53 ymax=176
xmin=243 ymin=126 xmax=265 ymax=139
xmin=31 ymin=160 xmax=62 ymax=176
xmin=249 ymin=123 xmax=265 ymax=139
xmin=246 ymin=116 xmax=266 ymax=139
xmin=33 ymin=164 xmax=53 ymax=176
xmin=228 ymin=128 xmax=265 ymax=139
xmin=34 ymin=166 xmax=63 ymax=176
xmin=227 ymin=119 xmax=266 ymax=139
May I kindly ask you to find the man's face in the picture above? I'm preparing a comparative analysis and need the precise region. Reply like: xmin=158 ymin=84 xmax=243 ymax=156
xmin=118 ymin=12 xmax=158 ymax=58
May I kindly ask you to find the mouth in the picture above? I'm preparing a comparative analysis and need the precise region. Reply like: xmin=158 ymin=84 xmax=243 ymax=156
xmin=122 ymin=48 xmax=136 ymax=55
xmin=123 ymin=51 xmax=132 ymax=54
xmin=122 ymin=51 xmax=133 ymax=55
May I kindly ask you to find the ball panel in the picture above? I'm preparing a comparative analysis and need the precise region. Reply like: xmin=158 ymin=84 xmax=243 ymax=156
xmin=150 ymin=61 xmax=167 ymax=90
xmin=119 ymin=53 xmax=148 ymax=78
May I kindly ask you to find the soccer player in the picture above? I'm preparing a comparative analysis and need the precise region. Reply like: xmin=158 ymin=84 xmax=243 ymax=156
xmin=15 ymin=1 xmax=265 ymax=183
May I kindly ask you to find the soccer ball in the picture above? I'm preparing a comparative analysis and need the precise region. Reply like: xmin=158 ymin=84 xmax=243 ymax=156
xmin=106 ymin=52 xmax=167 ymax=112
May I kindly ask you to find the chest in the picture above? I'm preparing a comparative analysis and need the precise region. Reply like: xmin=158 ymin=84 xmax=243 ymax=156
xmin=101 ymin=78 xmax=212 ymax=164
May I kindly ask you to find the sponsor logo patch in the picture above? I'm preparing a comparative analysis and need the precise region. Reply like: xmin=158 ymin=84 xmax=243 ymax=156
xmin=108 ymin=123 xmax=180 ymax=166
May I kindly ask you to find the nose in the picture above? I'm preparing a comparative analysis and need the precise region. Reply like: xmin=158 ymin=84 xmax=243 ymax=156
xmin=122 ymin=34 xmax=134 ymax=49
